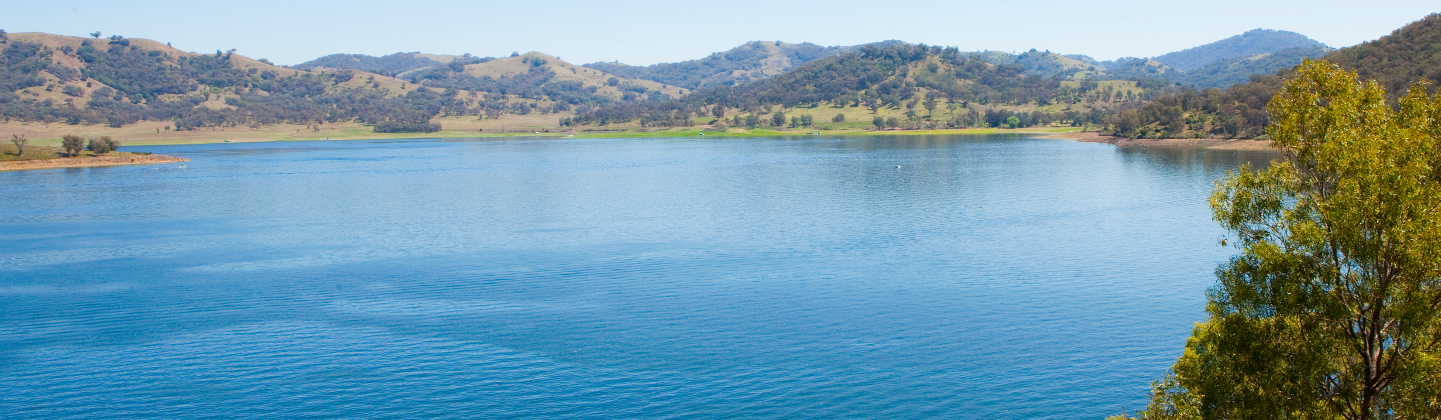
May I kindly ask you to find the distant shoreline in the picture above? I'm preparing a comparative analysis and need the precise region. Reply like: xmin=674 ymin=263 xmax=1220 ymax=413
xmin=1041 ymin=131 xmax=1274 ymax=151
xmin=0 ymin=154 xmax=190 ymax=172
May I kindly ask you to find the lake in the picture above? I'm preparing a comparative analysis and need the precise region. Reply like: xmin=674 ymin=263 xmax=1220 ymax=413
xmin=0 ymin=135 xmax=1274 ymax=418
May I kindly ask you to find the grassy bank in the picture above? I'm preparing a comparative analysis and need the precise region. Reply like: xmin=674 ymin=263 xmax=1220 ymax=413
xmin=1 ymin=107 xmax=1094 ymax=147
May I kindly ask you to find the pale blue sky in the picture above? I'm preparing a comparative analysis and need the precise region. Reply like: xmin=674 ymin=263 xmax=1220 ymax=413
xmin=2 ymin=1 xmax=1435 ymax=66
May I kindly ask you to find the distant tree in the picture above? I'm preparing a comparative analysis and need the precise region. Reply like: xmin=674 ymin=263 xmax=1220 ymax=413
xmin=712 ymin=105 xmax=726 ymax=119
xmin=10 ymin=134 xmax=27 ymax=156
xmin=0 ymin=29 xmax=8 ymax=44
xmin=90 ymin=31 xmax=101 ymax=39
xmin=744 ymin=114 xmax=760 ymax=129
xmin=61 ymin=135 xmax=85 ymax=157
xmin=771 ymin=111 xmax=786 ymax=127
xmin=832 ymin=113 xmax=846 ymax=123
xmin=873 ymin=116 xmax=885 ymax=128
xmin=61 ymin=85 xmax=84 ymax=97
xmin=923 ymin=95 xmax=938 ymax=117
xmin=800 ymin=114 xmax=813 ymax=127
xmin=606 ymin=77 xmax=619 ymax=87
xmin=886 ymin=117 xmax=900 ymax=129
xmin=1005 ymin=116 xmax=1020 ymax=128
xmin=789 ymin=116 xmax=800 ymax=128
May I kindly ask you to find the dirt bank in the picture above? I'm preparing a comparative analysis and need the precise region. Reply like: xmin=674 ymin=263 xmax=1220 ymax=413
xmin=0 ymin=154 xmax=190 ymax=172
xmin=1041 ymin=131 xmax=1274 ymax=151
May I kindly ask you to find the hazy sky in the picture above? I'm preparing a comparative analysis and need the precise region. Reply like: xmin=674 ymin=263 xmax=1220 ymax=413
xmin=2 ymin=1 xmax=1435 ymax=66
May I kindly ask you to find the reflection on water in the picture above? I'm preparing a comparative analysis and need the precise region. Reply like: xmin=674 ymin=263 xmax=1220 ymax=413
xmin=0 ymin=135 xmax=1275 ymax=419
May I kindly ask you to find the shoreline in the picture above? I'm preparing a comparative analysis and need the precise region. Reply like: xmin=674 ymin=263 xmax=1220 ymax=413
xmin=1039 ymin=131 xmax=1274 ymax=151
xmin=4 ymin=123 xmax=1272 ymax=150
xmin=113 ymin=126 xmax=1082 ymax=145
xmin=0 ymin=154 xmax=190 ymax=172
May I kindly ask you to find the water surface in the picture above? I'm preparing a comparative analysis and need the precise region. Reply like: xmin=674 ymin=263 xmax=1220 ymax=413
xmin=0 ymin=135 xmax=1274 ymax=418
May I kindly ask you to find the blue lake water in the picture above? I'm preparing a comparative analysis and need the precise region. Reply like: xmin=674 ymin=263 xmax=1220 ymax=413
xmin=0 ymin=135 xmax=1274 ymax=418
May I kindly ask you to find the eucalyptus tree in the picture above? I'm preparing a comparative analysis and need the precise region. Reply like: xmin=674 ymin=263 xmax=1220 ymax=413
xmin=1126 ymin=60 xmax=1441 ymax=419
xmin=10 ymin=134 xmax=26 ymax=156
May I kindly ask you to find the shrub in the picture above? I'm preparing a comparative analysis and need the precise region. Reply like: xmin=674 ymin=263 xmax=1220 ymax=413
xmin=87 ymin=136 xmax=120 ymax=154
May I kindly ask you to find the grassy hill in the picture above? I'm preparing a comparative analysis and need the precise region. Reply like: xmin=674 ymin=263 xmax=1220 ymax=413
xmin=1106 ymin=13 xmax=1441 ymax=139
xmin=1152 ymin=29 xmax=1327 ymax=72
xmin=1014 ymin=50 xmax=1099 ymax=78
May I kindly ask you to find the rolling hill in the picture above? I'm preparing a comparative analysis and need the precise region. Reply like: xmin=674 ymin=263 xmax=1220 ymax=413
xmin=1172 ymin=44 xmax=1333 ymax=88
xmin=1086 ymin=30 xmax=1332 ymax=89
xmin=566 ymin=43 xmax=1177 ymax=129
xmin=0 ymin=32 xmax=675 ymax=134
xmin=580 ymin=41 xmax=906 ymax=90
xmin=293 ymin=52 xmax=450 ymax=76
xmin=1152 ymin=29 xmax=1327 ymax=72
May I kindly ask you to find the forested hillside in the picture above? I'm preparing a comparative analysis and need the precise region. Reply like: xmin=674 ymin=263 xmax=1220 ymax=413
xmin=581 ymin=41 xmax=875 ymax=89
xmin=565 ymin=43 xmax=1175 ymax=129
xmin=0 ymin=32 xmax=667 ymax=133
xmin=1326 ymin=15 xmax=1441 ymax=96
xmin=1152 ymin=29 xmax=1326 ymax=72
xmin=1107 ymin=13 xmax=1441 ymax=139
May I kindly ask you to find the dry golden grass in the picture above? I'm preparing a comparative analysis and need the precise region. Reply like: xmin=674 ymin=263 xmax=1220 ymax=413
xmin=0 ymin=112 xmax=579 ymax=146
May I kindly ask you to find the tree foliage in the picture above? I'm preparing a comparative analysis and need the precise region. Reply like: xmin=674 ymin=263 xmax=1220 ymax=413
xmin=1126 ymin=60 xmax=1441 ymax=420
xmin=86 ymin=136 xmax=119 ymax=154
xmin=9 ymin=134 xmax=25 ymax=156
xmin=60 ymin=135 xmax=84 ymax=156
